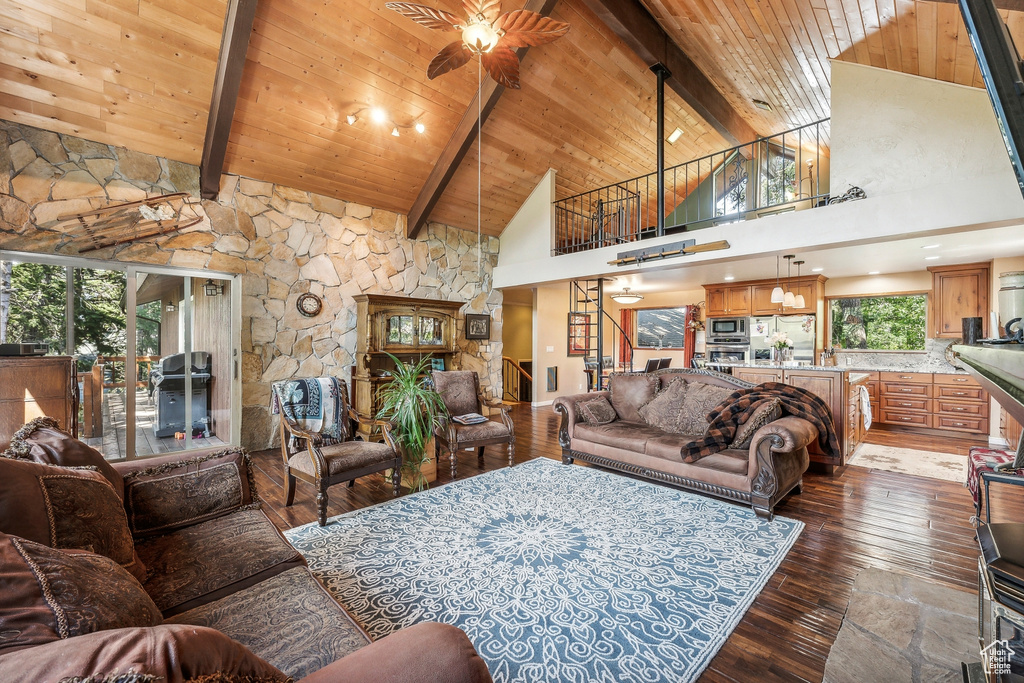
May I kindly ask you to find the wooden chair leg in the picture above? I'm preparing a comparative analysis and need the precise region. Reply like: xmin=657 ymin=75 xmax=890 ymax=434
xmin=477 ymin=446 xmax=485 ymax=459
xmin=391 ymin=465 xmax=401 ymax=497
xmin=284 ymin=468 xmax=296 ymax=507
xmin=316 ymin=480 xmax=328 ymax=527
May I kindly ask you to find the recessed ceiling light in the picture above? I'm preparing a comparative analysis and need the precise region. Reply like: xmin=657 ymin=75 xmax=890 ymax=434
xmin=753 ymin=99 xmax=773 ymax=111
xmin=370 ymin=108 xmax=387 ymax=124
xmin=723 ymin=275 xmax=735 ymax=281
xmin=868 ymin=271 xmax=880 ymax=275
xmin=924 ymin=255 xmax=941 ymax=260
xmin=922 ymin=244 xmax=941 ymax=249
xmin=667 ymin=127 xmax=683 ymax=144
xmin=811 ymin=267 xmax=823 ymax=272
xmin=415 ymin=122 xmax=425 ymax=134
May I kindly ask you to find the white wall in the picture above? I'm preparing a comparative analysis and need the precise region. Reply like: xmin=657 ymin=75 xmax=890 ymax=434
xmin=830 ymin=62 xmax=1013 ymax=197
xmin=499 ymin=169 xmax=555 ymax=269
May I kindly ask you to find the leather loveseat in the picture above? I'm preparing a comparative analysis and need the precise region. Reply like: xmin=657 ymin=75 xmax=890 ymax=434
xmin=554 ymin=369 xmax=816 ymax=519
xmin=0 ymin=417 xmax=491 ymax=683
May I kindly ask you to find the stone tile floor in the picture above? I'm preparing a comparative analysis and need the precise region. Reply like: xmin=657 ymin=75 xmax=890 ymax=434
xmin=823 ymin=568 xmax=979 ymax=683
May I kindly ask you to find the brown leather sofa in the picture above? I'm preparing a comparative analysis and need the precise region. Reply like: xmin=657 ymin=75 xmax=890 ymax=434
xmin=0 ymin=418 xmax=491 ymax=683
xmin=553 ymin=369 xmax=816 ymax=519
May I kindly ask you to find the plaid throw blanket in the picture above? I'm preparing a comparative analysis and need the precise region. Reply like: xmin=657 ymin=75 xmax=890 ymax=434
xmin=271 ymin=377 xmax=347 ymax=443
xmin=681 ymin=382 xmax=840 ymax=463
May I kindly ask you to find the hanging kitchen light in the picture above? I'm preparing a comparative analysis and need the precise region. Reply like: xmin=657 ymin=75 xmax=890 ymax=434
xmin=771 ymin=255 xmax=785 ymax=304
xmin=782 ymin=255 xmax=796 ymax=308
xmin=793 ymin=260 xmax=806 ymax=308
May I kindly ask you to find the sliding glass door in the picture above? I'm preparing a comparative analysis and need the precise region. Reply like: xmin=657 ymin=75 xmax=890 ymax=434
xmin=0 ymin=251 xmax=241 ymax=461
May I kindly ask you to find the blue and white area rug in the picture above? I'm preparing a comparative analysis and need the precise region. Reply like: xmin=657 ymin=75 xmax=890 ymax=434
xmin=285 ymin=458 xmax=803 ymax=683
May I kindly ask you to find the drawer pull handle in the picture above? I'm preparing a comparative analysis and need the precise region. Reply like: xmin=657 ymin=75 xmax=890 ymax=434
xmin=954 ymin=407 xmax=965 ymax=411
xmin=953 ymin=422 xmax=965 ymax=427
xmin=900 ymin=388 xmax=912 ymax=392
xmin=900 ymin=402 xmax=911 ymax=406
xmin=953 ymin=392 xmax=966 ymax=396
xmin=901 ymin=417 xmax=911 ymax=421
xmin=954 ymin=378 xmax=967 ymax=382
xmin=900 ymin=375 xmax=912 ymax=379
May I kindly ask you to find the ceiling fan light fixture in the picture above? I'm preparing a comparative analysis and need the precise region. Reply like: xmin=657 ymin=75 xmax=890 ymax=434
xmin=346 ymin=114 xmax=358 ymax=125
xmin=611 ymin=287 xmax=644 ymax=304
xmin=370 ymin=107 xmax=387 ymax=124
xmin=462 ymin=19 xmax=499 ymax=53
xmin=391 ymin=127 xmax=400 ymax=137
xmin=415 ymin=122 xmax=425 ymax=134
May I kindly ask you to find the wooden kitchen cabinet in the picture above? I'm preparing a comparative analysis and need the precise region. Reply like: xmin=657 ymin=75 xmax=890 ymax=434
xmin=928 ymin=262 xmax=990 ymax=338
xmin=705 ymin=285 xmax=751 ymax=317
xmin=0 ymin=356 xmax=78 ymax=451
xmin=731 ymin=367 xmax=783 ymax=384
xmin=875 ymin=371 xmax=989 ymax=435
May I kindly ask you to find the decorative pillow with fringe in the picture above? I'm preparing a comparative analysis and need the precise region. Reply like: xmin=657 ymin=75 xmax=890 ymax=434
xmin=2 ymin=416 xmax=124 ymax=499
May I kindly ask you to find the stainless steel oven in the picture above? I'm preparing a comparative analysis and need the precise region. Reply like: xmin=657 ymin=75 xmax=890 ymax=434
xmin=709 ymin=317 xmax=747 ymax=337
xmin=706 ymin=345 xmax=749 ymax=363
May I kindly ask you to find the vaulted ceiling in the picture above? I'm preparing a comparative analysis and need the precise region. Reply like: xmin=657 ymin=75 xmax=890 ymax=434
xmin=2 ymin=0 xmax=1022 ymax=237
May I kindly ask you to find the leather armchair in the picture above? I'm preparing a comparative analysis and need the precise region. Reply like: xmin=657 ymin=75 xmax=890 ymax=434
xmin=430 ymin=371 xmax=514 ymax=479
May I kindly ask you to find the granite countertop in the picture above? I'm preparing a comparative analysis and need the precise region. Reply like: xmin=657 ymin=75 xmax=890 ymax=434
xmin=708 ymin=360 xmax=970 ymax=375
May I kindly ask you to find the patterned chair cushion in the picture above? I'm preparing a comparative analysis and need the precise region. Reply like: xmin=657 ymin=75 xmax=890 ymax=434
xmin=120 ymin=450 xmax=259 ymax=539
xmin=135 ymin=510 xmax=305 ymax=617
xmin=0 ymin=532 xmax=161 ymax=654
xmin=288 ymin=441 xmax=397 ymax=477
xmin=637 ymin=378 xmax=689 ymax=433
xmin=2 ymin=416 xmax=124 ymax=499
xmin=432 ymin=371 xmax=480 ymax=418
xmin=0 ymin=457 xmax=146 ymax=582
xmin=452 ymin=420 xmax=511 ymax=443
xmin=578 ymin=396 xmax=617 ymax=425
xmin=168 ymin=567 xmax=369 ymax=680
xmin=729 ymin=398 xmax=783 ymax=449
xmin=677 ymin=382 xmax=733 ymax=436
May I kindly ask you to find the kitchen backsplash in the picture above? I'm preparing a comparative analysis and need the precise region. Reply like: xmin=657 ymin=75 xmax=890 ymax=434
xmin=833 ymin=338 xmax=961 ymax=372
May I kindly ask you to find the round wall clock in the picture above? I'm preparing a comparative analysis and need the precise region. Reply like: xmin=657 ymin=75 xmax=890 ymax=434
xmin=296 ymin=292 xmax=323 ymax=318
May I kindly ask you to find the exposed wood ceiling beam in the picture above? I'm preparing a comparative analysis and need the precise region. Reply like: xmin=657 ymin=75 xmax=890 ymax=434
xmin=580 ymin=0 xmax=758 ymax=147
xmin=200 ymin=0 xmax=259 ymax=200
xmin=407 ymin=0 xmax=558 ymax=239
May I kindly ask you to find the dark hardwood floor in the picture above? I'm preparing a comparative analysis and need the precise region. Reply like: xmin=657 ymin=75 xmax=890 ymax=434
xmin=250 ymin=404 xmax=990 ymax=683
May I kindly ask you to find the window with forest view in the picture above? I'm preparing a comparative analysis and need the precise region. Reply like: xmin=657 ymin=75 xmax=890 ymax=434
xmin=830 ymin=294 xmax=927 ymax=351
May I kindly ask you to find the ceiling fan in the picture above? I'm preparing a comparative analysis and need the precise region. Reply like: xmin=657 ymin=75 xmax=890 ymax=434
xmin=385 ymin=1 xmax=570 ymax=89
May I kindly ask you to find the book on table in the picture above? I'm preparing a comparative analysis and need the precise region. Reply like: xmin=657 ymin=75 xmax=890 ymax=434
xmin=453 ymin=413 xmax=488 ymax=425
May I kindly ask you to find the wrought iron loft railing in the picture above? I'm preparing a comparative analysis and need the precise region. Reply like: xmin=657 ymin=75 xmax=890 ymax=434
xmin=553 ymin=118 xmax=831 ymax=255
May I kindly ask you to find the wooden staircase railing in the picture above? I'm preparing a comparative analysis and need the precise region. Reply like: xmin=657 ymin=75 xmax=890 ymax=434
xmin=502 ymin=356 xmax=533 ymax=403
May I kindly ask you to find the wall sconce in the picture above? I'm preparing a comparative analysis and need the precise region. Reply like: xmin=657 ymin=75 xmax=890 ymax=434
xmin=203 ymin=279 xmax=223 ymax=296
xmin=165 ymin=302 xmax=176 ymax=312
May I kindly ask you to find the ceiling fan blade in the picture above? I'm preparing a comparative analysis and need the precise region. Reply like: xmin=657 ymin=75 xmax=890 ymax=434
xmin=497 ymin=10 xmax=570 ymax=47
xmin=385 ymin=2 xmax=461 ymax=30
xmin=481 ymin=46 xmax=520 ymax=89
xmin=427 ymin=40 xmax=473 ymax=80
xmin=463 ymin=0 xmax=502 ymax=22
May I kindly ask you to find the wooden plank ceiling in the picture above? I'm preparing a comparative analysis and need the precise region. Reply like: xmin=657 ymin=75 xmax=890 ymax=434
xmin=0 ymin=0 xmax=227 ymax=163
xmin=2 ymin=0 xmax=1024 ymax=236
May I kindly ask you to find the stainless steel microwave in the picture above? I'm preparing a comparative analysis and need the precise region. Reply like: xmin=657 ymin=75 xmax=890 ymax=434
xmin=709 ymin=317 xmax=747 ymax=337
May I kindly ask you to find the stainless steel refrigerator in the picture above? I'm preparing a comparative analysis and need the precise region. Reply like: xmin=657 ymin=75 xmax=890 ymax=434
xmin=749 ymin=315 xmax=816 ymax=363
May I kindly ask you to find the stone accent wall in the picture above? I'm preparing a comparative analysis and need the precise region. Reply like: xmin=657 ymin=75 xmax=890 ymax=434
xmin=0 ymin=121 xmax=503 ymax=451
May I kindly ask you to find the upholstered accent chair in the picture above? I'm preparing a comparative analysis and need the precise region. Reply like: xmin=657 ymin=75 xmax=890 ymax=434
xmin=272 ymin=378 xmax=402 ymax=526
xmin=431 ymin=370 xmax=515 ymax=479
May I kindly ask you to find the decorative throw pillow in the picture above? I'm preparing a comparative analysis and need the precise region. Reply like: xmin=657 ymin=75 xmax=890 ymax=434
xmin=0 ymin=532 xmax=161 ymax=655
xmin=0 ymin=457 xmax=146 ymax=582
xmin=120 ymin=449 xmax=259 ymax=539
xmin=638 ymin=378 xmax=689 ymax=433
xmin=577 ymin=396 xmax=617 ymax=425
xmin=2 ymin=416 xmax=124 ymax=499
xmin=729 ymin=398 xmax=783 ymax=449
xmin=608 ymin=373 xmax=660 ymax=423
xmin=677 ymin=382 xmax=734 ymax=436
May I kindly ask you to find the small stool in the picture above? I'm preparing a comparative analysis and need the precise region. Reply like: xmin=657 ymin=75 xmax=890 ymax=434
xmin=967 ymin=446 xmax=1021 ymax=521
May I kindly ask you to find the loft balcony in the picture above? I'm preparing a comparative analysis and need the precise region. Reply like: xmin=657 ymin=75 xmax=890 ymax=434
xmin=553 ymin=119 xmax=831 ymax=255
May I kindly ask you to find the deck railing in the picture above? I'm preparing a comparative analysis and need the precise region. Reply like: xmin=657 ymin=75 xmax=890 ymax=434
xmin=553 ymin=118 xmax=831 ymax=255
xmin=80 ymin=355 xmax=159 ymax=439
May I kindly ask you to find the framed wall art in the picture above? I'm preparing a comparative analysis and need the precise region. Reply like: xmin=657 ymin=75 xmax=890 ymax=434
xmin=465 ymin=313 xmax=491 ymax=340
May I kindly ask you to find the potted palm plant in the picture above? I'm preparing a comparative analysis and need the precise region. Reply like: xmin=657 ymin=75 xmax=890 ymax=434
xmin=375 ymin=353 xmax=448 ymax=492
